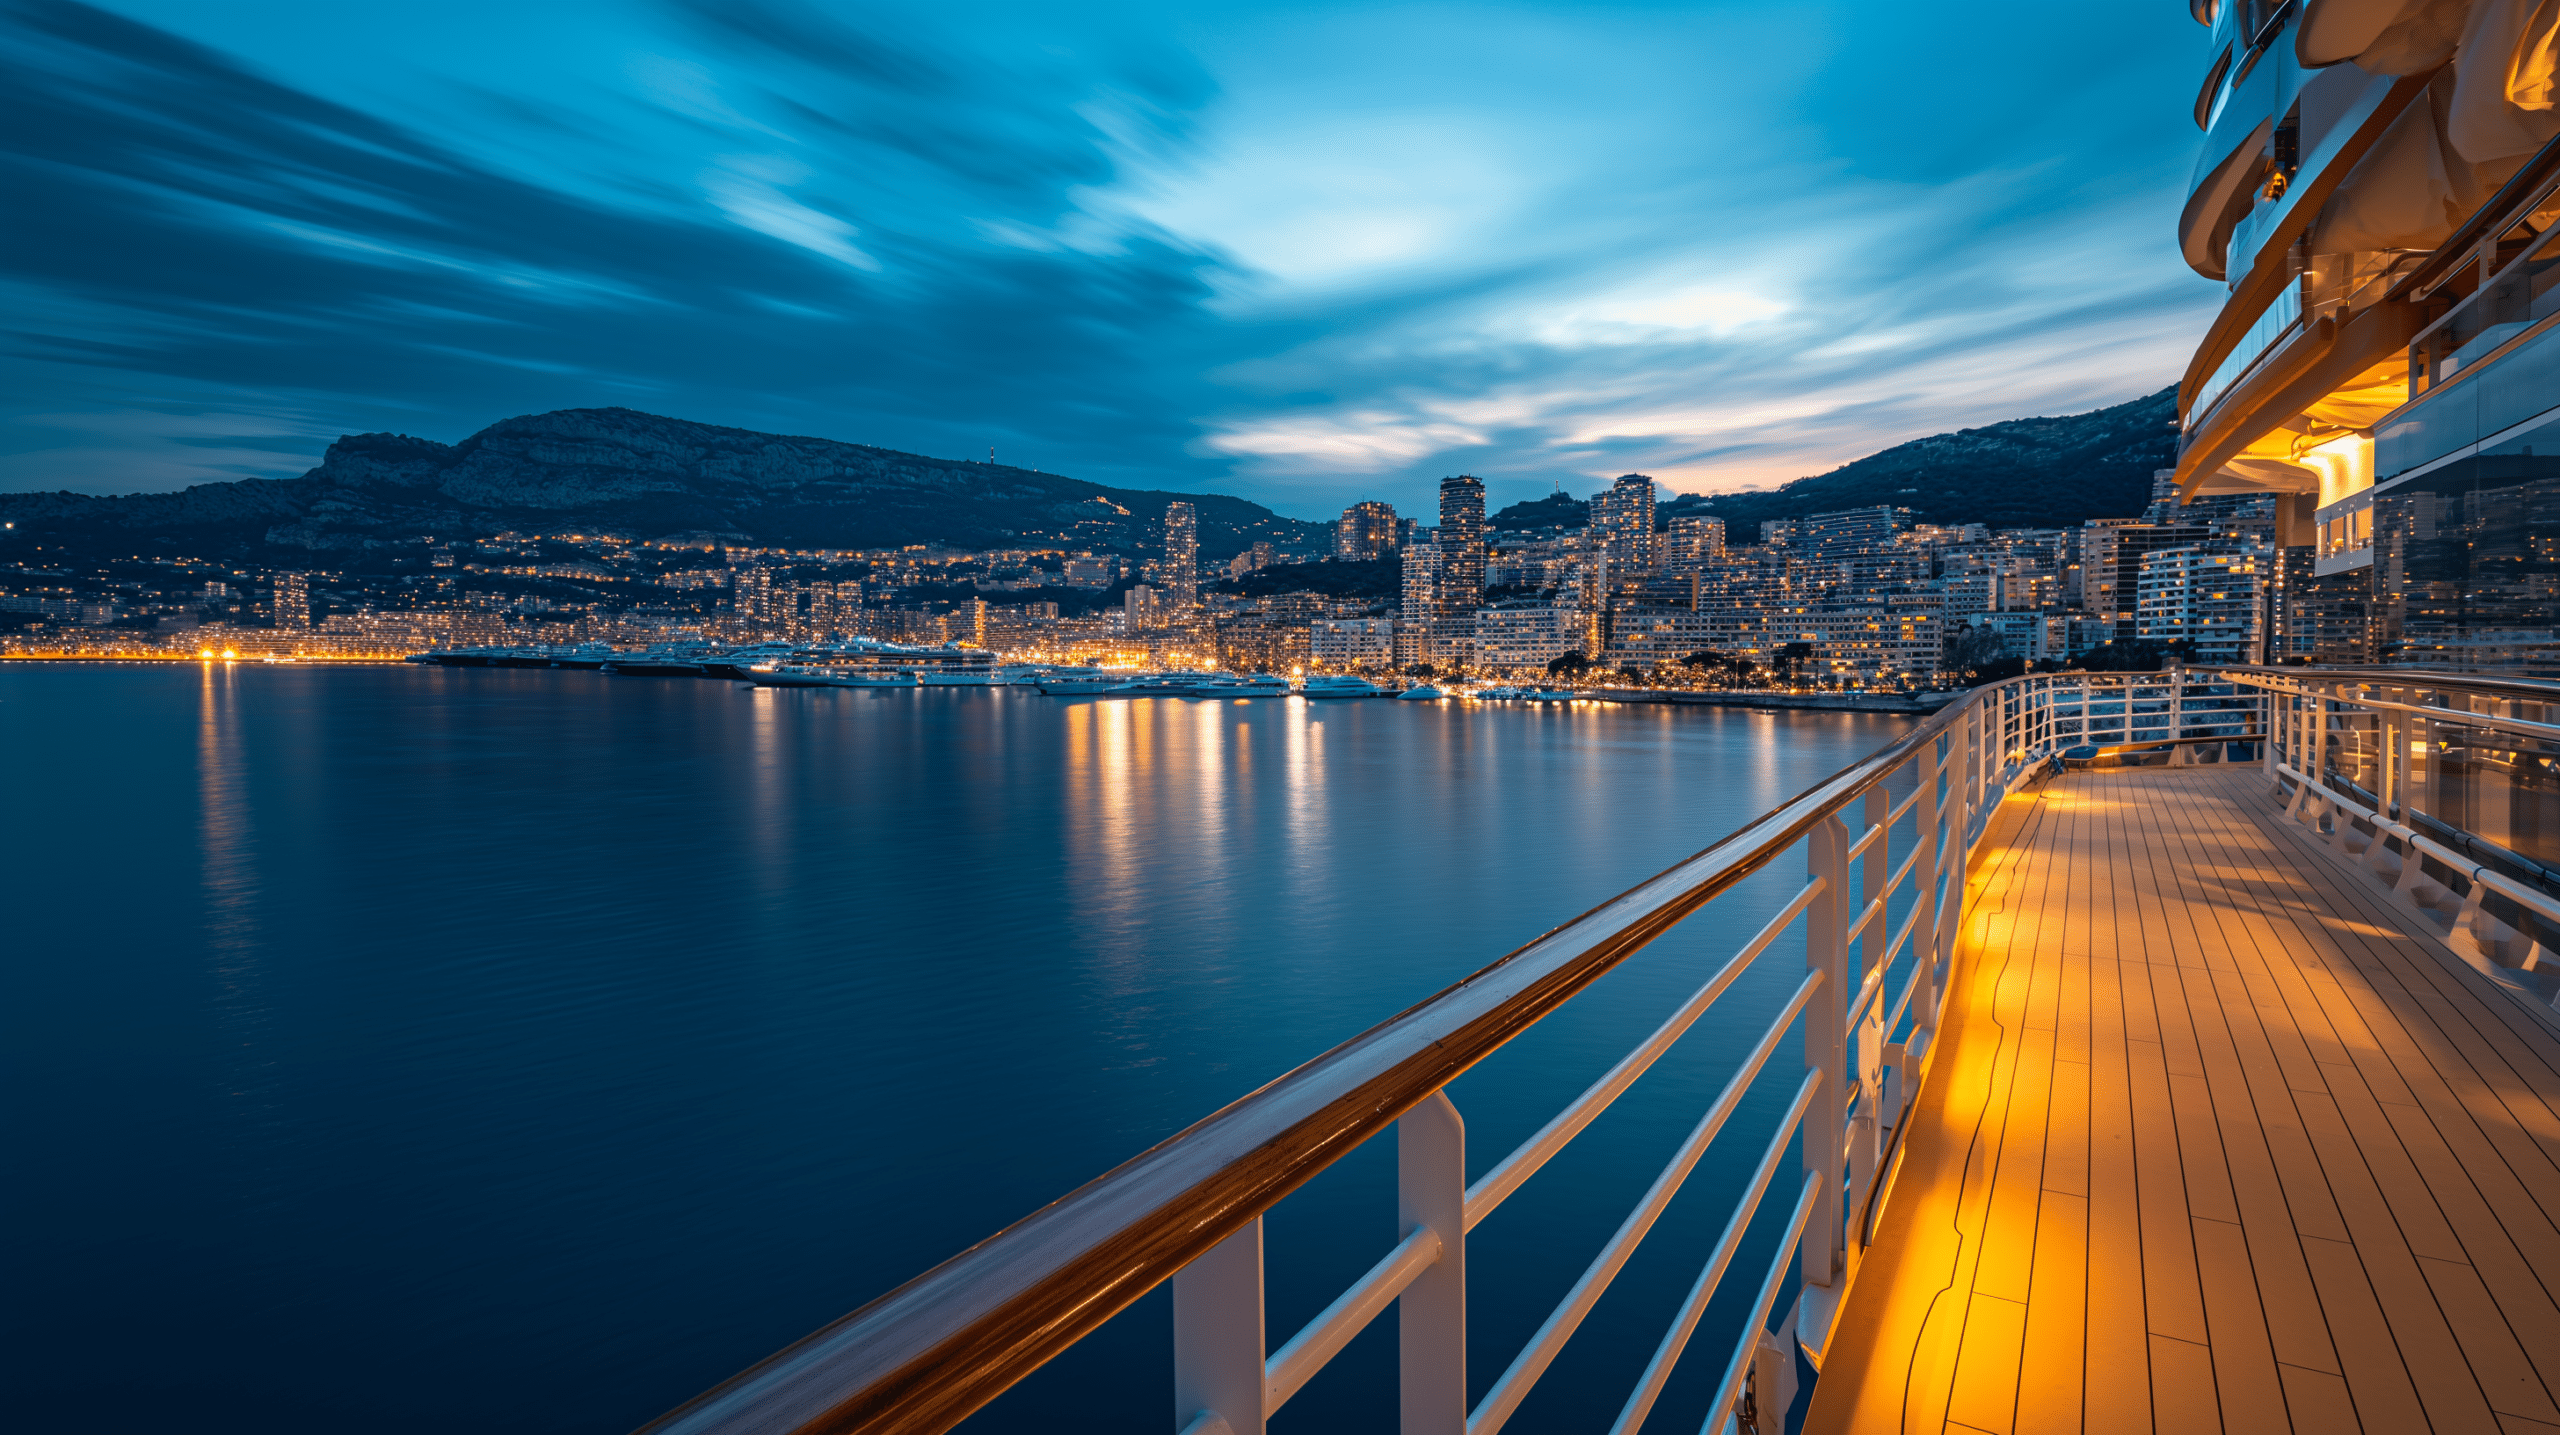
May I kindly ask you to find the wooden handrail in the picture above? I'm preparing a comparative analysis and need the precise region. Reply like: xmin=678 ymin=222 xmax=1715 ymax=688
xmin=629 ymin=682 xmax=2001 ymax=1435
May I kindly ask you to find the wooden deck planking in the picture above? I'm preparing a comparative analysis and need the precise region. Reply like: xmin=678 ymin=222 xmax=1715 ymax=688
xmin=1804 ymin=765 xmax=2560 ymax=1434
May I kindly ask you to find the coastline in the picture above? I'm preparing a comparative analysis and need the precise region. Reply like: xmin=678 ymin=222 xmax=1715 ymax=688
xmin=1578 ymin=686 xmax=1962 ymax=714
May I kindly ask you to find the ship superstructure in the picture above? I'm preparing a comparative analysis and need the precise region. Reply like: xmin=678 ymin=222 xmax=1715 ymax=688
xmin=2175 ymin=0 xmax=2560 ymax=666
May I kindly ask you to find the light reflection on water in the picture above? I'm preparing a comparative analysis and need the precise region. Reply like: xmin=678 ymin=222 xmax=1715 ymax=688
xmin=2 ymin=666 xmax=1909 ymax=1435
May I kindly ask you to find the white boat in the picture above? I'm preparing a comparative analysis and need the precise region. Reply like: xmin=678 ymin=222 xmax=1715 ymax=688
xmin=1191 ymin=672 xmax=1293 ymax=698
xmin=834 ymin=670 xmax=922 ymax=688
xmin=1299 ymin=674 xmax=1382 ymax=698
xmin=1397 ymin=684 xmax=1445 ymax=701
xmin=1473 ymin=685 xmax=1523 ymax=700
xmin=917 ymin=669 xmax=999 ymax=686
xmin=1104 ymin=672 xmax=1218 ymax=697
xmin=745 ymin=664 xmax=919 ymax=689
xmin=744 ymin=664 xmax=843 ymax=688
xmin=1037 ymin=673 xmax=1133 ymax=695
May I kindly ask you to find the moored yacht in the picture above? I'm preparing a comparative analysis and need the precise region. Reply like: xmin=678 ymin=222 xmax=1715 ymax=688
xmin=696 ymin=642 xmax=799 ymax=679
xmin=1189 ymin=672 xmax=1292 ymax=698
xmin=602 ymin=643 xmax=722 ymax=677
xmin=1299 ymin=674 xmax=1383 ymax=698
xmin=1102 ymin=672 xmax=1215 ymax=697
xmin=1035 ymin=670 xmax=1134 ymax=695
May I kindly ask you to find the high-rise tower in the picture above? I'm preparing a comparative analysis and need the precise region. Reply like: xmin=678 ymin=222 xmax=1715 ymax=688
xmin=1436 ymin=476 xmax=1485 ymax=670
xmin=1436 ymin=475 xmax=1485 ymax=605
xmin=1162 ymin=501 xmax=1199 ymax=611
xmin=274 ymin=571 xmax=310 ymax=630
xmin=1588 ymin=474 xmax=1657 ymax=580
xmin=1335 ymin=501 xmax=1401 ymax=561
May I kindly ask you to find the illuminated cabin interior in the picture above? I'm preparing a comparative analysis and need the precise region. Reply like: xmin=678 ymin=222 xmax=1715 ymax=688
xmin=2175 ymin=0 xmax=2560 ymax=666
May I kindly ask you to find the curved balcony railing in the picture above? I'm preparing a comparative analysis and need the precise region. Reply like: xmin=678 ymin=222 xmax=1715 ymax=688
xmin=2187 ymin=278 xmax=2302 ymax=423
xmin=2234 ymin=668 xmax=2560 ymax=1013
xmin=633 ymin=671 xmax=2271 ymax=1435
xmin=2407 ymin=177 xmax=2560 ymax=395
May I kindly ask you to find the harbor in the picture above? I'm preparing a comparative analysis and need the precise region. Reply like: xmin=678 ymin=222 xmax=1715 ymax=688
xmin=404 ymin=636 xmax=1963 ymax=710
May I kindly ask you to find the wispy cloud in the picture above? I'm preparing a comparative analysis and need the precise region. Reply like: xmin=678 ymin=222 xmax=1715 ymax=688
xmin=3 ymin=0 xmax=2219 ymax=515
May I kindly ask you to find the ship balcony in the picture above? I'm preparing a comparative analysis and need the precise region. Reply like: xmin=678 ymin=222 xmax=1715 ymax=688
xmin=2177 ymin=130 xmax=2560 ymax=506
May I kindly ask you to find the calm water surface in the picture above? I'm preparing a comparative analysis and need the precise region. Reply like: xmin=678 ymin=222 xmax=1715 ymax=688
xmin=1 ymin=665 xmax=1908 ymax=1434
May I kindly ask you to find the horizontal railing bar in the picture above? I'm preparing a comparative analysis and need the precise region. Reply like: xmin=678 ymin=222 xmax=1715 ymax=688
xmin=1462 ymin=878 xmax=1825 ymax=1231
xmin=1847 ymin=894 xmax=1924 ymax=1039
xmin=1844 ymin=820 xmax=1887 ymax=861
xmin=2261 ymin=665 xmax=2560 ymax=703
xmin=2227 ymin=673 xmax=2560 ymax=743
xmin=1843 ymin=894 xmax=1886 ymax=949
xmin=1260 ymin=1226 xmax=1442 ymax=1414
xmin=1699 ymin=1176 xmax=1825 ymax=1435
xmin=1884 ymin=896 xmax=1925 ymax=973
xmin=1843 ymin=963 xmax=1886 ymax=1035
xmin=1888 ymin=780 xmax=1924 ymax=829
xmin=2278 ymin=763 xmax=2560 ymax=924
xmin=1465 ymin=971 xmax=1824 ymax=1435
xmin=1880 ymin=906 xmax=1930 ymax=1036
xmin=1605 ymin=1080 xmax=1823 ymax=1435
xmin=1883 ymin=839 xmax=1923 ymax=904
xmin=633 ymin=682 xmax=1998 ymax=1435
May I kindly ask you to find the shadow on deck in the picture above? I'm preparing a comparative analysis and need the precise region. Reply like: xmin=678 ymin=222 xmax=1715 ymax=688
xmin=1806 ymin=765 xmax=2560 ymax=1435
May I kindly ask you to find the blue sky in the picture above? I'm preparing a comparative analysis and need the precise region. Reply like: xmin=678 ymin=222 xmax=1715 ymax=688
xmin=1 ymin=0 xmax=2218 ymax=519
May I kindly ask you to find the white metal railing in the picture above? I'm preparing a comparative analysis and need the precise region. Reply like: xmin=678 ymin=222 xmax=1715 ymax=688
xmin=637 ymin=669 xmax=2270 ymax=1435
xmin=2237 ymin=669 xmax=2560 ymax=1014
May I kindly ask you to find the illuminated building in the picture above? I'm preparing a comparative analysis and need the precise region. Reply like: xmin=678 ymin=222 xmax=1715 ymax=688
xmin=1435 ymin=476 xmax=1486 ymax=655
xmin=1396 ymin=539 xmax=1444 ymax=667
xmin=1660 ymin=515 xmax=1726 ymax=574
xmin=1588 ymin=475 xmax=1658 ymax=579
xmin=2136 ymin=543 xmax=2269 ymax=664
xmin=2081 ymin=518 xmax=2213 ymax=632
xmin=1473 ymin=602 xmax=1580 ymax=673
xmin=1334 ymin=501 xmax=1401 ymax=561
xmin=1124 ymin=584 xmax=1163 ymax=633
xmin=1310 ymin=617 xmax=1396 ymax=668
xmin=1161 ymin=502 xmax=1198 ymax=611
xmin=275 ymin=572 xmax=310 ymax=629
xmin=2174 ymin=0 xmax=2560 ymax=666
xmin=1216 ymin=616 xmax=1309 ymax=674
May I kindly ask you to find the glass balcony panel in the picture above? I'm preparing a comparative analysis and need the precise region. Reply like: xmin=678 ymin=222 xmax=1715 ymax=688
xmin=2415 ymin=222 xmax=2560 ymax=389
xmin=2192 ymin=281 xmax=2304 ymax=419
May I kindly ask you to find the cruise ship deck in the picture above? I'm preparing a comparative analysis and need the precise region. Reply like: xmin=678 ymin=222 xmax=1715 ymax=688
xmin=1806 ymin=764 xmax=2560 ymax=1435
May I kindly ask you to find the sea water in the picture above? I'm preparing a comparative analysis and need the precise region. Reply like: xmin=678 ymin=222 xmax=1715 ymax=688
xmin=0 ymin=664 xmax=1907 ymax=1434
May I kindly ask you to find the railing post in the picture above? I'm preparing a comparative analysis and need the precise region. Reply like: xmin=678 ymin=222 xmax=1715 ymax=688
xmin=1174 ymin=1218 xmax=1266 ymax=1435
xmin=1803 ymin=814 xmax=1850 ymax=1296
xmin=2412 ymin=710 xmax=2432 ymax=823
xmin=1399 ymin=1091 xmax=1465 ymax=1435
xmin=2264 ymin=684 xmax=2280 ymax=780
xmin=2365 ymin=711 xmax=2385 ymax=823
xmin=1849 ymin=786 xmax=1888 ymax=1229
xmin=1909 ymin=738 xmax=1945 ymax=1073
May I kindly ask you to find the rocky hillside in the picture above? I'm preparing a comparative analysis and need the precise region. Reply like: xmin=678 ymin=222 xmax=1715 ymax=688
xmin=1670 ymin=386 xmax=2181 ymax=531
xmin=0 ymin=408 xmax=1320 ymax=561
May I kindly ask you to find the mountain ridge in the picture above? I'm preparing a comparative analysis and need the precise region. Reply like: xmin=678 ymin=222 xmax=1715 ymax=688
xmin=1674 ymin=385 xmax=2181 ymax=531
xmin=0 ymin=407 xmax=1319 ymax=561
xmin=0 ymin=388 xmax=2185 ymax=564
